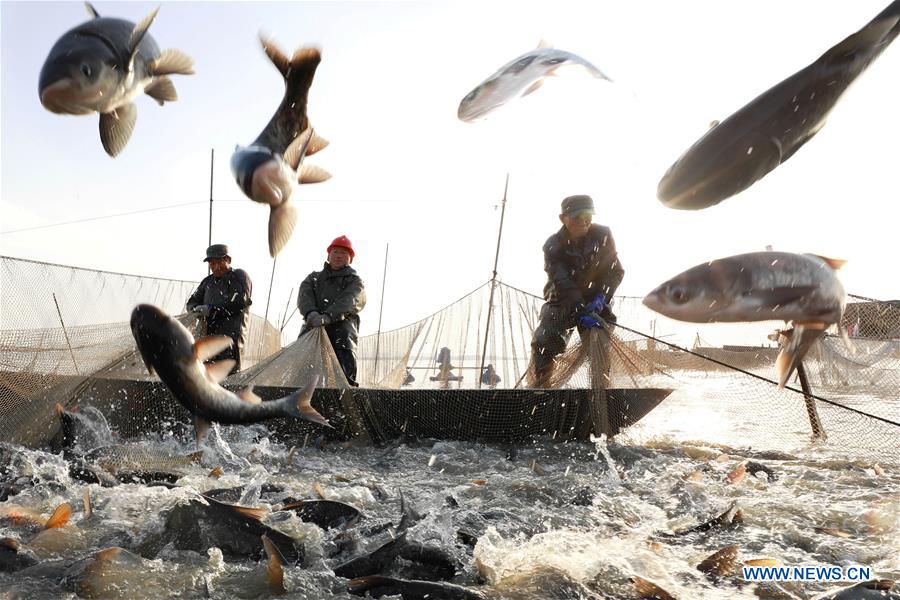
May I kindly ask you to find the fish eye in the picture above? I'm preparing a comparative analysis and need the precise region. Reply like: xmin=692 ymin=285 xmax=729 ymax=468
xmin=80 ymin=63 xmax=92 ymax=78
xmin=541 ymin=57 xmax=566 ymax=66
xmin=464 ymin=89 xmax=478 ymax=102
xmin=669 ymin=286 xmax=690 ymax=304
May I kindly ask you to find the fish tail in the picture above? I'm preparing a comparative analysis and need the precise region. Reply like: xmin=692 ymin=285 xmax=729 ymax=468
xmin=268 ymin=200 xmax=298 ymax=258
xmin=280 ymin=375 xmax=330 ymax=428
xmin=775 ymin=324 xmax=826 ymax=388
xmin=348 ymin=576 xmax=396 ymax=595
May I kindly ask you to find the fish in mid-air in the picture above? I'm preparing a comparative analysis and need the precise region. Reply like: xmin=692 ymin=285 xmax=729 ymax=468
xmin=130 ymin=304 xmax=330 ymax=441
xmin=231 ymin=35 xmax=331 ymax=258
xmin=657 ymin=1 xmax=900 ymax=209
xmin=38 ymin=2 xmax=194 ymax=157
xmin=643 ymin=252 xmax=846 ymax=387
xmin=458 ymin=42 xmax=611 ymax=122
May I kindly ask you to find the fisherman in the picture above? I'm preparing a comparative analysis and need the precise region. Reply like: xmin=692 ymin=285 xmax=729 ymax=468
xmin=298 ymin=236 xmax=366 ymax=387
xmin=186 ymin=244 xmax=253 ymax=375
xmin=530 ymin=194 xmax=625 ymax=387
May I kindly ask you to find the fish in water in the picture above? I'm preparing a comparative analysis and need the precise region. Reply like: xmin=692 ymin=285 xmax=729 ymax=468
xmin=817 ymin=579 xmax=900 ymax=599
xmin=81 ymin=444 xmax=202 ymax=477
xmin=279 ymin=499 xmax=363 ymax=530
xmin=130 ymin=304 xmax=329 ymax=441
xmin=0 ymin=502 xmax=72 ymax=538
xmin=348 ymin=575 xmax=488 ymax=600
xmin=38 ymin=2 xmax=194 ymax=157
xmin=137 ymin=494 xmax=304 ymax=563
xmin=643 ymin=252 xmax=846 ymax=387
xmin=230 ymin=35 xmax=331 ymax=257
xmin=458 ymin=42 xmax=611 ymax=122
xmin=54 ymin=404 xmax=114 ymax=454
xmin=657 ymin=2 xmax=900 ymax=209
xmin=696 ymin=545 xmax=739 ymax=577
xmin=0 ymin=538 xmax=39 ymax=573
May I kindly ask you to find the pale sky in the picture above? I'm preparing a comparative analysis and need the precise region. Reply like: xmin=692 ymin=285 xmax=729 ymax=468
xmin=2 ymin=1 xmax=898 ymax=343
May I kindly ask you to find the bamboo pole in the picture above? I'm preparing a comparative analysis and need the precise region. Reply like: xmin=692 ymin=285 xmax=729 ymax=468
xmin=478 ymin=174 xmax=509 ymax=389
xmin=373 ymin=243 xmax=389 ymax=377
xmin=52 ymin=293 xmax=79 ymax=375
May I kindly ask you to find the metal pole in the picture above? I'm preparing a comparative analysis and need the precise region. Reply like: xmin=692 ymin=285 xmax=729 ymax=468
xmin=478 ymin=174 xmax=509 ymax=389
xmin=52 ymin=293 xmax=80 ymax=375
xmin=263 ymin=258 xmax=277 ymax=325
xmin=280 ymin=287 xmax=294 ymax=330
xmin=796 ymin=362 xmax=827 ymax=441
xmin=208 ymin=148 xmax=214 ymax=247
xmin=373 ymin=243 xmax=389 ymax=377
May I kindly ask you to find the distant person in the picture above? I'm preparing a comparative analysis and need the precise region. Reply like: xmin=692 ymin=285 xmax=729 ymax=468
xmin=430 ymin=346 xmax=462 ymax=382
xmin=186 ymin=244 xmax=253 ymax=375
xmin=298 ymin=236 xmax=366 ymax=386
xmin=530 ymin=194 xmax=624 ymax=387
xmin=481 ymin=363 xmax=501 ymax=387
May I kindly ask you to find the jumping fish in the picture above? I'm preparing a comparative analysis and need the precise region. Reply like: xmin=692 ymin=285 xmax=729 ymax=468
xmin=130 ymin=304 xmax=329 ymax=441
xmin=657 ymin=1 xmax=900 ymax=209
xmin=230 ymin=35 xmax=331 ymax=257
xmin=643 ymin=252 xmax=846 ymax=387
xmin=458 ymin=42 xmax=611 ymax=122
xmin=38 ymin=2 xmax=194 ymax=157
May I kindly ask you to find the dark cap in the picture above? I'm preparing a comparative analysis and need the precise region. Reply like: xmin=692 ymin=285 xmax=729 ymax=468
xmin=203 ymin=244 xmax=230 ymax=262
xmin=561 ymin=194 xmax=594 ymax=216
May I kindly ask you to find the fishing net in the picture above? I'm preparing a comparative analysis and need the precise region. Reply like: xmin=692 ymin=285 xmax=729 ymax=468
xmin=1 ymin=255 xmax=897 ymax=460
xmin=0 ymin=256 xmax=281 ymax=446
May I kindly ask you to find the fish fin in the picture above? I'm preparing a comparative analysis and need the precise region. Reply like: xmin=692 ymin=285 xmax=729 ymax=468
xmin=194 ymin=335 xmax=233 ymax=362
xmin=209 ymin=466 xmax=223 ymax=478
xmin=348 ymin=576 xmax=395 ymax=594
xmin=194 ymin=416 xmax=213 ymax=443
xmin=262 ymin=535 xmax=287 ymax=593
xmin=775 ymin=324 xmax=826 ymax=388
xmin=151 ymin=48 xmax=195 ymax=76
xmin=83 ymin=488 xmax=92 ymax=517
xmin=283 ymin=127 xmax=314 ymax=170
xmin=283 ymin=374 xmax=331 ymax=428
xmin=232 ymin=505 xmax=268 ymax=520
xmin=99 ymin=103 xmax=137 ymax=158
xmin=268 ymin=200 xmax=298 ymax=258
xmin=0 ymin=537 xmax=20 ymax=552
xmin=289 ymin=46 xmax=321 ymax=70
xmin=821 ymin=16 xmax=900 ymax=65
xmin=709 ymin=120 xmax=720 ymax=129
xmin=95 ymin=547 xmax=124 ymax=562
xmin=522 ymin=79 xmax=545 ymax=97
xmin=56 ymin=403 xmax=66 ymax=415
xmin=809 ymin=255 xmax=847 ymax=270
xmin=127 ymin=5 xmax=161 ymax=72
xmin=298 ymin=164 xmax=331 ymax=184
xmin=744 ymin=558 xmax=780 ymax=567
xmin=631 ymin=575 xmax=677 ymax=600
xmin=45 ymin=502 xmax=72 ymax=529
xmin=144 ymin=76 xmax=177 ymax=106
xmin=258 ymin=33 xmax=290 ymax=77
xmin=307 ymin=131 xmax=329 ymax=156
xmin=697 ymin=545 xmax=739 ymax=577
xmin=236 ymin=386 xmax=263 ymax=405
xmin=205 ymin=360 xmax=234 ymax=384
xmin=745 ymin=285 xmax=818 ymax=307
xmin=84 ymin=2 xmax=100 ymax=18
xmin=536 ymin=39 xmax=553 ymax=49
xmin=585 ymin=63 xmax=612 ymax=81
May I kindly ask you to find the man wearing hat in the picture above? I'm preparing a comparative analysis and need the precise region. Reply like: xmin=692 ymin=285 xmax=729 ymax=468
xmin=298 ymin=235 xmax=366 ymax=386
xmin=186 ymin=244 xmax=253 ymax=374
xmin=530 ymin=195 xmax=625 ymax=387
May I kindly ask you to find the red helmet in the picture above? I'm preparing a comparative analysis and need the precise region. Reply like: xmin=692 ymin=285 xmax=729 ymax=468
xmin=327 ymin=235 xmax=355 ymax=260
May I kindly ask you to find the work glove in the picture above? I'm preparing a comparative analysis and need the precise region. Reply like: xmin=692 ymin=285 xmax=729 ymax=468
xmin=192 ymin=304 xmax=211 ymax=317
xmin=307 ymin=311 xmax=333 ymax=328
xmin=584 ymin=293 xmax=607 ymax=315
xmin=578 ymin=312 xmax=605 ymax=329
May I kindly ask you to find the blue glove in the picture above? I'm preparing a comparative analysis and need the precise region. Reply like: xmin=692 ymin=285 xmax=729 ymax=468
xmin=579 ymin=312 xmax=605 ymax=329
xmin=584 ymin=293 xmax=607 ymax=315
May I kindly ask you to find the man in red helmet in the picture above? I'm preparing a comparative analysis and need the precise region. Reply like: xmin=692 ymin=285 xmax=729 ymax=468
xmin=298 ymin=235 xmax=367 ymax=386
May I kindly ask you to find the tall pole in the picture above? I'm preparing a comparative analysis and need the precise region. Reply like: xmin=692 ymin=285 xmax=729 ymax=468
xmin=373 ymin=243 xmax=390 ymax=377
xmin=208 ymin=148 xmax=214 ymax=247
xmin=478 ymin=174 xmax=509 ymax=389
xmin=264 ymin=257 xmax=277 ymax=325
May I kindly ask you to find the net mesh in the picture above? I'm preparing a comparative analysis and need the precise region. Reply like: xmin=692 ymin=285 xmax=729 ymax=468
xmin=1 ymin=255 xmax=897 ymax=460
xmin=0 ymin=256 xmax=280 ymax=446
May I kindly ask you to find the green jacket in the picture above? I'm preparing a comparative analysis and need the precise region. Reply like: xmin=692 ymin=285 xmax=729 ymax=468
xmin=297 ymin=263 xmax=366 ymax=322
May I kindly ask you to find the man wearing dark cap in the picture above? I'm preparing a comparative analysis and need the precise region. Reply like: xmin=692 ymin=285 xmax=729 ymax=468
xmin=186 ymin=244 xmax=253 ymax=374
xmin=298 ymin=235 xmax=366 ymax=386
xmin=530 ymin=195 xmax=625 ymax=387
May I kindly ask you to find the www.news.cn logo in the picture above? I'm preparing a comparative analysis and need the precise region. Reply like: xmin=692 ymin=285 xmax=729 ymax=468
xmin=742 ymin=564 xmax=873 ymax=582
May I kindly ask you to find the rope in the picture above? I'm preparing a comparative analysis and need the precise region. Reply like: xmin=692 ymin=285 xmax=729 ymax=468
xmin=614 ymin=321 xmax=900 ymax=428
